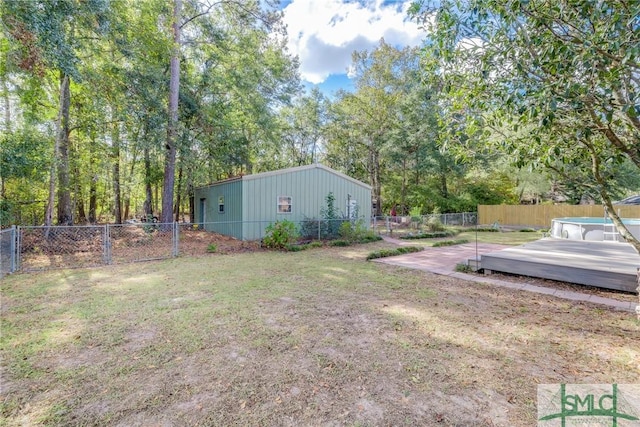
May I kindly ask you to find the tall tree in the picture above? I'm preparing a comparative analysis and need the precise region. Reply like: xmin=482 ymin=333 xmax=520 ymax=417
xmin=160 ymin=0 xmax=182 ymax=225
xmin=328 ymin=41 xmax=422 ymax=215
xmin=410 ymin=0 xmax=640 ymax=252
xmin=2 ymin=0 xmax=110 ymax=225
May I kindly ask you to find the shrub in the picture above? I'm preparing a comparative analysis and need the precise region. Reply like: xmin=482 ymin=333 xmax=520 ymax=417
xmin=432 ymin=239 xmax=469 ymax=247
xmin=366 ymin=246 xmax=422 ymax=260
xmin=426 ymin=215 xmax=445 ymax=232
xmin=206 ymin=243 xmax=217 ymax=253
xmin=409 ymin=205 xmax=423 ymax=222
xmin=329 ymin=240 xmax=351 ymax=247
xmin=400 ymin=229 xmax=459 ymax=240
xmin=300 ymin=216 xmax=322 ymax=239
xmin=285 ymin=241 xmax=324 ymax=251
xmin=359 ymin=233 xmax=382 ymax=243
xmin=455 ymin=262 xmax=472 ymax=273
xmin=263 ymin=220 xmax=299 ymax=249
xmin=339 ymin=221 xmax=355 ymax=240
xmin=473 ymin=227 xmax=499 ymax=232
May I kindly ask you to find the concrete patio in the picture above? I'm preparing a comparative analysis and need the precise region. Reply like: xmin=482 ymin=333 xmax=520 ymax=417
xmin=375 ymin=237 xmax=639 ymax=313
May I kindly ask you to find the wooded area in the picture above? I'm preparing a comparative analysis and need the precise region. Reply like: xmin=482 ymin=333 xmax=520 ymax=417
xmin=1 ymin=0 xmax=638 ymax=248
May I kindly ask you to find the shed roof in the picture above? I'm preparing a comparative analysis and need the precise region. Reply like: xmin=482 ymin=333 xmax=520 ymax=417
xmin=196 ymin=164 xmax=371 ymax=190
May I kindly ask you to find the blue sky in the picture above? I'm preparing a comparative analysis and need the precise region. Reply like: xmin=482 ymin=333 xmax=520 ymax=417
xmin=279 ymin=0 xmax=424 ymax=96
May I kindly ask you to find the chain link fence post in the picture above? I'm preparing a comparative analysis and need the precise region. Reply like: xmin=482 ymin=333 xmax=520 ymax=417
xmin=10 ymin=225 xmax=17 ymax=273
xmin=173 ymin=222 xmax=179 ymax=257
xmin=104 ymin=224 xmax=111 ymax=265
xmin=16 ymin=226 xmax=21 ymax=271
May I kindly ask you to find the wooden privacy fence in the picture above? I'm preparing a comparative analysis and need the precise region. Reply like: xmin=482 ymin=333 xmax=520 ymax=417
xmin=478 ymin=205 xmax=640 ymax=228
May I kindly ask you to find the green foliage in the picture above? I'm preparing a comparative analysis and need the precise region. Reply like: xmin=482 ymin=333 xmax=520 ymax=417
xmin=319 ymin=192 xmax=346 ymax=238
xmin=454 ymin=263 xmax=472 ymax=273
xmin=409 ymin=0 xmax=640 ymax=251
xmin=432 ymin=239 xmax=469 ymax=247
xmin=299 ymin=216 xmax=322 ymax=240
xmin=400 ymin=230 xmax=459 ymax=240
xmin=359 ymin=234 xmax=383 ymax=243
xmin=473 ymin=227 xmax=499 ymax=232
xmin=285 ymin=241 xmax=323 ymax=251
xmin=426 ymin=215 xmax=445 ymax=232
xmin=409 ymin=206 xmax=423 ymax=222
xmin=206 ymin=243 xmax=217 ymax=253
xmin=366 ymin=246 xmax=423 ymax=260
xmin=263 ymin=220 xmax=299 ymax=250
xmin=329 ymin=240 xmax=351 ymax=247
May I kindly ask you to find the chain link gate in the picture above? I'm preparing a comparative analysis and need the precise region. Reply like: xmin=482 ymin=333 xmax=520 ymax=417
xmin=15 ymin=223 xmax=180 ymax=272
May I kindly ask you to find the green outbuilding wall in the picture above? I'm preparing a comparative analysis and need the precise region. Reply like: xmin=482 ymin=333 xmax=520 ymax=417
xmin=194 ymin=164 xmax=372 ymax=241
xmin=195 ymin=178 xmax=243 ymax=239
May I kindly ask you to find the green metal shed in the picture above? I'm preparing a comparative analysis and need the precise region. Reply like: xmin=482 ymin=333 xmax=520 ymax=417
xmin=193 ymin=164 xmax=372 ymax=240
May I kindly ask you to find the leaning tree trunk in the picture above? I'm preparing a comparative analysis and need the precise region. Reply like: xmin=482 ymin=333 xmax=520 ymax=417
xmin=589 ymin=144 xmax=640 ymax=253
xmin=602 ymin=195 xmax=640 ymax=253
xmin=161 ymin=0 xmax=181 ymax=226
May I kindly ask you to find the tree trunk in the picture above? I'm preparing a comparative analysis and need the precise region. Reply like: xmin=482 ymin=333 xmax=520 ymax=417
xmin=602 ymin=196 xmax=640 ymax=253
xmin=400 ymin=157 xmax=407 ymax=214
xmin=88 ymin=145 xmax=97 ymax=223
xmin=54 ymin=72 xmax=73 ymax=226
xmin=188 ymin=183 xmax=194 ymax=223
xmin=161 ymin=0 xmax=182 ymax=226
xmin=175 ymin=163 xmax=183 ymax=221
xmin=74 ymin=161 xmax=87 ymax=223
xmin=368 ymin=144 xmax=382 ymax=216
xmin=112 ymin=118 xmax=122 ymax=224
xmin=143 ymin=146 xmax=153 ymax=217
xmin=2 ymin=74 xmax=10 ymax=132
xmin=589 ymin=146 xmax=640 ymax=253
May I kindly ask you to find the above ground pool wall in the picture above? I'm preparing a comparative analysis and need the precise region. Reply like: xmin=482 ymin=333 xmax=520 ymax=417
xmin=550 ymin=217 xmax=640 ymax=242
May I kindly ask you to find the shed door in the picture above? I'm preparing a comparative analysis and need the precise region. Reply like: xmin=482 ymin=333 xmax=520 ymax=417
xmin=199 ymin=198 xmax=206 ymax=224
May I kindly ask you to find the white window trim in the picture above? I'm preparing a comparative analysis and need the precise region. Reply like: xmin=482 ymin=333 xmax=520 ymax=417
xmin=277 ymin=195 xmax=292 ymax=214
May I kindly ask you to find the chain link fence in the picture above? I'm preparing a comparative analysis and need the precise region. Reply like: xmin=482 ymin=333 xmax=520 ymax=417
xmin=372 ymin=212 xmax=478 ymax=236
xmin=1 ymin=213 xmax=478 ymax=275
xmin=1 ymin=227 xmax=17 ymax=277
xmin=15 ymin=223 xmax=181 ymax=272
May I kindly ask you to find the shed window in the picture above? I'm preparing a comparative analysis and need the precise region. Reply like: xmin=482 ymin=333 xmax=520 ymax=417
xmin=218 ymin=196 xmax=225 ymax=213
xmin=277 ymin=196 xmax=292 ymax=213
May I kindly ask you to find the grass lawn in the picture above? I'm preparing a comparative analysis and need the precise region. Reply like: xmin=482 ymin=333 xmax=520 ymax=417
xmin=2 ymin=242 xmax=639 ymax=426
xmin=455 ymin=230 xmax=544 ymax=246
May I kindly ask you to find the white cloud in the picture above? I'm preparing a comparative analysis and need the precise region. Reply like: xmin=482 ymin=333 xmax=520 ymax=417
xmin=282 ymin=0 xmax=424 ymax=84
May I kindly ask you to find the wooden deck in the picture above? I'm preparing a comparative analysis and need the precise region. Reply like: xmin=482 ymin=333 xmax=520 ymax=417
xmin=480 ymin=239 xmax=639 ymax=293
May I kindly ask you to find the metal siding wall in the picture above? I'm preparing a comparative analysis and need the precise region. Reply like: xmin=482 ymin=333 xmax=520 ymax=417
xmin=195 ymin=181 xmax=242 ymax=239
xmin=240 ymin=167 xmax=371 ymax=240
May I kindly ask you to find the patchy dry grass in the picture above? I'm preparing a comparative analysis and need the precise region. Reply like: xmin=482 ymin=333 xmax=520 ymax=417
xmin=1 ymin=243 xmax=639 ymax=426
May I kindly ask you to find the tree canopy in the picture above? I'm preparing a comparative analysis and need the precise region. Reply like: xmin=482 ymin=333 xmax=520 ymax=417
xmin=1 ymin=0 xmax=637 ymax=252
xmin=409 ymin=0 xmax=640 ymax=251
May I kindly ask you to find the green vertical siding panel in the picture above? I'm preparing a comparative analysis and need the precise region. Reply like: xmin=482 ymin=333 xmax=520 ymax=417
xmin=195 ymin=180 xmax=243 ymax=239
xmin=198 ymin=165 xmax=371 ymax=241
xmin=241 ymin=166 xmax=371 ymax=240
